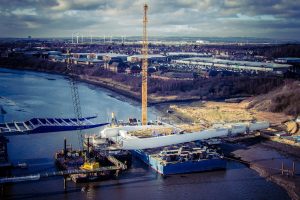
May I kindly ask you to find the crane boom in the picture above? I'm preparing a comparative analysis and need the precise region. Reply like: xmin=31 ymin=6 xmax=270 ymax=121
xmin=66 ymin=50 xmax=83 ymax=148
xmin=142 ymin=3 xmax=148 ymax=125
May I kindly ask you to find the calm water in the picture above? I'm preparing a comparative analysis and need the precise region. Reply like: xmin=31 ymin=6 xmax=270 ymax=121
xmin=0 ymin=68 xmax=290 ymax=200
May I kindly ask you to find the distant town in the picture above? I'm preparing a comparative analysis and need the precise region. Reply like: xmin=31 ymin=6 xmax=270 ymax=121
xmin=1 ymin=38 xmax=300 ymax=78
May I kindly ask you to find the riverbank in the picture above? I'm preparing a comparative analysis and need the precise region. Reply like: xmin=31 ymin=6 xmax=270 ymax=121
xmin=78 ymin=75 xmax=203 ymax=104
xmin=0 ymin=65 xmax=203 ymax=105
xmin=222 ymin=138 xmax=300 ymax=200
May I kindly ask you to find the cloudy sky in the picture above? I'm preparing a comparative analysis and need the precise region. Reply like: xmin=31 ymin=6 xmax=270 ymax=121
xmin=0 ymin=0 xmax=300 ymax=39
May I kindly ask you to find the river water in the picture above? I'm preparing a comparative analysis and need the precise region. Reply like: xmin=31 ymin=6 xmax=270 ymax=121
xmin=0 ymin=68 xmax=290 ymax=200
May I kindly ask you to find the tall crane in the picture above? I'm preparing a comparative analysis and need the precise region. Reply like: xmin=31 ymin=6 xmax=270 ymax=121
xmin=141 ymin=3 xmax=148 ymax=125
xmin=66 ymin=50 xmax=83 ymax=148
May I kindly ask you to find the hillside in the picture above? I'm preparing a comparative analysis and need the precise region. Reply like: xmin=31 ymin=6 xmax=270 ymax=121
xmin=247 ymin=80 xmax=300 ymax=116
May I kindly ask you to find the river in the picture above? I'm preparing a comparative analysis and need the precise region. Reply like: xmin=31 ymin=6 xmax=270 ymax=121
xmin=0 ymin=68 xmax=290 ymax=200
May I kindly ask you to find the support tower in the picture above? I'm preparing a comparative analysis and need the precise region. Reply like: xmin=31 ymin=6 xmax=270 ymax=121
xmin=142 ymin=3 xmax=148 ymax=125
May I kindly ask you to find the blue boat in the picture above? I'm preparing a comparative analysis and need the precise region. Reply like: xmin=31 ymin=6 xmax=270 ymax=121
xmin=0 ymin=116 xmax=109 ymax=136
xmin=131 ymin=144 xmax=227 ymax=175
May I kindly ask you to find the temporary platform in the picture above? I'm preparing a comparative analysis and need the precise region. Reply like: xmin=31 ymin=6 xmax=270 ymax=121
xmin=0 ymin=116 xmax=109 ymax=136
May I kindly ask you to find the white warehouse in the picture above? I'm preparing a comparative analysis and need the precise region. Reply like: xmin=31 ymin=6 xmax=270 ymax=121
xmin=173 ymin=57 xmax=292 ymax=74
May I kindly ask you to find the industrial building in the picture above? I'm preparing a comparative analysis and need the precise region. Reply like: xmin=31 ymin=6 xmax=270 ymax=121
xmin=72 ymin=53 xmax=91 ymax=59
xmin=89 ymin=53 xmax=107 ymax=60
xmin=275 ymin=57 xmax=300 ymax=75
xmin=173 ymin=57 xmax=291 ymax=75
xmin=42 ymin=51 xmax=62 ymax=59
xmin=69 ymin=53 xmax=128 ymax=66
xmin=67 ymin=53 xmax=103 ymax=66
xmin=107 ymin=62 xmax=129 ymax=73
xmin=127 ymin=54 xmax=166 ymax=63
xmin=73 ymin=58 xmax=104 ymax=66
xmin=166 ymin=52 xmax=212 ymax=60
xmin=103 ymin=53 xmax=128 ymax=62
xmin=125 ymin=65 xmax=141 ymax=74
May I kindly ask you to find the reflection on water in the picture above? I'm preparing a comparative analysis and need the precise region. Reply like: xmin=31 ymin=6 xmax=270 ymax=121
xmin=0 ymin=68 xmax=290 ymax=200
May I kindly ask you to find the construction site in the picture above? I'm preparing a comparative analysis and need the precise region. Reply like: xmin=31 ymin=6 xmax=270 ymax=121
xmin=0 ymin=2 xmax=300 ymax=200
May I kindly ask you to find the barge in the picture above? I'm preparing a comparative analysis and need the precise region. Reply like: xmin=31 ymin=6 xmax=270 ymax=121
xmin=98 ymin=121 xmax=269 ymax=175
xmin=132 ymin=142 xmax=226 ymax=175
xmin=55 ymin=138 xmax=130 ymax=183
xmin=0 ymin=135 xmax=11 ymax=173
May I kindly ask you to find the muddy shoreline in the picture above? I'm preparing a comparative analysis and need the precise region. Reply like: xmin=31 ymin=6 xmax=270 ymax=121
xmin=222 ymin=137 xmax=300 ymax=200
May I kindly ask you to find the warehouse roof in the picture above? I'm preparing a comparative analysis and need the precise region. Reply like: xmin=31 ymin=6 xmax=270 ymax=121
xmin=167 ymin=52 xmax=211 ymax=57
xmin=181 ymin=57 xmax=291 ymax=69
xmin=275 ymin=57 xmax=300 ymax=63
xmin=129 ymin=54 xmax=166 ymax=58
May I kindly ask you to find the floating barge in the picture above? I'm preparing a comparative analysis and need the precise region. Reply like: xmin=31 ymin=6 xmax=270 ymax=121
xmin=131 ymin=142 xmax=226 ymax=175
xmin=55 ymin=138 xmax=130 ymax=183
xmin=0 ymin=136 xmax=11 ymax=173
xmin=84 ymin=135 xmax=132 ymax=168
xmin=0 ymin=116 xmax=109 ymax=136
xmin=99 ymin=121 xmax=269 ymax=175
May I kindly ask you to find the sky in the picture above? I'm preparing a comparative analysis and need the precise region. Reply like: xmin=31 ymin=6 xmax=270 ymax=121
xmin=0 ymin=0 xmax=300 ymax=40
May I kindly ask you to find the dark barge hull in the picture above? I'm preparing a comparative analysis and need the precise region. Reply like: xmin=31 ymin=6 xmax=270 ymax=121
xmin=70 ymin=171 xmax=115 ymax=183
xmin=131 ymin=149 xmax=227 ymax=175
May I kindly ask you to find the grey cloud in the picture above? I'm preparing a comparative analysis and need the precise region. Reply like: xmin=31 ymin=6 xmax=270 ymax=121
xmin=0 ymin=0 xmax=58 ymax=11
xmin=0 ymin=0 xmax=299 ymax=39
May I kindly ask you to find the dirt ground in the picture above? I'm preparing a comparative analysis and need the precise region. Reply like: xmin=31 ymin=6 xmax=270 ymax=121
xmin=159 ymin=100 xmax=294 ymax=128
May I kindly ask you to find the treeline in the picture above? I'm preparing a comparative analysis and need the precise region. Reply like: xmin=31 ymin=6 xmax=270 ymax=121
xmin=0 ymin=56 xmax=286 ymax=101
xmin=0 ymin=55 xmax=67 ymax=73
xmin=91 ymin=67 xmax=284 ymax=99
xmin=262 ymin=44 xmax=300 ymax=59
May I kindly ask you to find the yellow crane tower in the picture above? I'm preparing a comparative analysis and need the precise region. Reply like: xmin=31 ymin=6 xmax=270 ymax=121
xmin=141 ymin=3 xmax=148 ymax=125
